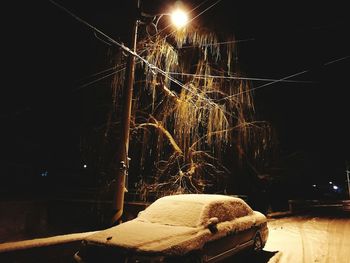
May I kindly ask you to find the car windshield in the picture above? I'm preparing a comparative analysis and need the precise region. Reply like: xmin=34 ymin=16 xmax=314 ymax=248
xmin=137 ymin=199 xmax=204 ymax=227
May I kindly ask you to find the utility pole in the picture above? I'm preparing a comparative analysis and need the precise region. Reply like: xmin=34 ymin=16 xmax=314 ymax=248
xmin=108 ymin=0 xmax=189 ymax=225
xmin=110 ymin=0 xmax=140 ymax=225
xmin=346 ymin=166 xmax=350 ymax=199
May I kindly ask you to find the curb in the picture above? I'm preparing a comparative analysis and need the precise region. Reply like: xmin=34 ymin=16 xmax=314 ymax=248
xmin=267 ymin=211 xmax=293 ymax=219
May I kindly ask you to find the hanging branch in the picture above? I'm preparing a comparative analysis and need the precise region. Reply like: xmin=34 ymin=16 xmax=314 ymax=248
xmin=102 ymin=24 xmax=275 ymax=198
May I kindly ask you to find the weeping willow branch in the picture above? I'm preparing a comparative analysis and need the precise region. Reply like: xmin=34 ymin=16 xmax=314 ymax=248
xmin=134 ymin=115 xmax=183 ymax=155
xmin=188 ymin=121 xmax=260 ymax=152
xmin=99 ymin=23 xmax=275 ymax=199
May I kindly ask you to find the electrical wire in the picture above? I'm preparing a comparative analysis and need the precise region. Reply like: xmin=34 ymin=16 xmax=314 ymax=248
xmin=74 ymin=67 xmax=126 ymax=91
xmin=165 ymin=72 xmax=314 ymax=83
xmin=76 ymin=36 xmax=253 ymax=89
xmin=74 ymin=0 xmax=211 ymax=88
xmin=48 ymin=0 xmax=223 ymax=113
xmin=49 ymin=0 xmax=349 ymax=118
xmin=323 ymin=55 xmax=350 ymax=66
xmin=77 ymin=0 xmax=227 ymax=89
xmin=188 ymin=0 xmax=223 ymax=27
xmin=220 ymin=55 xmax=350 ymax=100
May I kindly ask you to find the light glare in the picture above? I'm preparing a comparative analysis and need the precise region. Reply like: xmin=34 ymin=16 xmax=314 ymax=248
xmin=171 ymin=9 xmax=188 ymax=28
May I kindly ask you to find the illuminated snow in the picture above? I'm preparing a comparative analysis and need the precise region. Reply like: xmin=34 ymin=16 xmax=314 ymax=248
xmin=83 ymin=194 xmax=267 ymax=256
xmin=0 ymin=231 xmax=98 ymax=253
xmin=137 ymin=194 xmax=253 ymax=227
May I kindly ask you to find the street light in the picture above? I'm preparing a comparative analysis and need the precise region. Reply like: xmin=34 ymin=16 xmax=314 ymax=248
xmin=170 ymin=9 xmax=189 ymax=28
xmin=146 ymin=6 xmax=189 ymax=35
xmin=110 ymin=0 xmax=189 ymax=225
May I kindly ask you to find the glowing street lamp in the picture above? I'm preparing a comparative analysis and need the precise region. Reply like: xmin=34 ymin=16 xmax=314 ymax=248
xmin=170 ymin=9 xmax=189 ymax=29
xmin=149 ymin=6 xmax=189 ymax=34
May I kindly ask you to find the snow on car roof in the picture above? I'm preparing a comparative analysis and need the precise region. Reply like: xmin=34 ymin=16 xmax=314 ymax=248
xmin=137 ymin=194 xmax=252 ymax=228
xmin=156 ymin=194 xmax=244 ymax=204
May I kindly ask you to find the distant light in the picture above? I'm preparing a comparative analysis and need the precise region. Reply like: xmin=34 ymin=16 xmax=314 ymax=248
xmin=41 ymin=171 xmax=48 ymax=177
xmin=329 ymin=181 xmax=333 ymax=184
xmin=83 ymin=164 xmax=87 ymax=168
xmin=333 ymin=185 xmax=339 ymax=190
xmin=170 ymin=9 xmax=188 ymax=28
xmin=312 ymin=184 xmax=317 ymax=188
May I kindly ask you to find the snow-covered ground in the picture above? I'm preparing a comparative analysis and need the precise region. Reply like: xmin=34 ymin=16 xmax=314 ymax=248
xmin=264 ymin=214 xmax=350 ymax=263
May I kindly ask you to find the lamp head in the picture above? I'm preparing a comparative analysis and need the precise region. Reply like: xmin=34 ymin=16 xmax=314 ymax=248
xmin=170 ymin=8 xmax=188 ymax=29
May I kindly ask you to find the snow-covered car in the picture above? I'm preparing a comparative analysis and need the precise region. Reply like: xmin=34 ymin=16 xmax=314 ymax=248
xmin=74 ymin=194 xmax=268 ymax=262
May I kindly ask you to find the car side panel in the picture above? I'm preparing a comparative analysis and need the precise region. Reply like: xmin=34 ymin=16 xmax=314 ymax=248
xmin=202 ymin=227 xmax=257 ymax=262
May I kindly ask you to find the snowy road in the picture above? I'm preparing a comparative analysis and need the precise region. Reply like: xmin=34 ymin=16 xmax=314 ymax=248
xmin=264 ymin=213 xmax=350 ymax=263
xmin=222 ymin=213 xmax=350 ymax=263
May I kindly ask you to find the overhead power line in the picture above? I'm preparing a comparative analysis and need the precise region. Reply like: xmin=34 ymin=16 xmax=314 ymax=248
xmin=49 ymin=0 xmax=349 ymax=112
xmin=166 ymin=72 xmax=314 ymax=83
xmin=48 ymin=0 xmax=227 ymax=112
xmin=222 ymin=55 xmax=350 ymax=99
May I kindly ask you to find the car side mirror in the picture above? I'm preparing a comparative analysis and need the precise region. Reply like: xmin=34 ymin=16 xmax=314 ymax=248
xmin=207 ymin=217 xmax=219 ymax=234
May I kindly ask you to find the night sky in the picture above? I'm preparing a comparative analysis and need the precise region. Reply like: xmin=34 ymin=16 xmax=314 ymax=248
xmin=1 ymin=0 xmax=349 ymax=195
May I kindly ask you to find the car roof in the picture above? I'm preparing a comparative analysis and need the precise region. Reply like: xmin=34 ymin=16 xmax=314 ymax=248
xmin=156 ymin=194 xmax=244 ymax=205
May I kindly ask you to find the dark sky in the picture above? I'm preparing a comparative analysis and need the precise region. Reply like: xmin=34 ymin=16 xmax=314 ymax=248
xmin=1 ymin=0 xmax=349 ymax=190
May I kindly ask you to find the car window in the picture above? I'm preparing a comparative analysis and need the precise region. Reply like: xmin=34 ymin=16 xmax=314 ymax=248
xmin=204 ymin=200 xmax=253 ymax=223
xmin=227 ymin=200 xmax=253 ymax=218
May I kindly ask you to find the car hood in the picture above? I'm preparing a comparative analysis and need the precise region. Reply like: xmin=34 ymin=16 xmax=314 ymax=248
xmin=83 ymin=219 xmax=207 ymax=255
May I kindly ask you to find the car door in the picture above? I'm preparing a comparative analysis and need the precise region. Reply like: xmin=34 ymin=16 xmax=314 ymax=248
xmin=201 ymin=201 xmax=256 ymax=262
xmin=203 ymin=222 xmax=257 ymax=262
